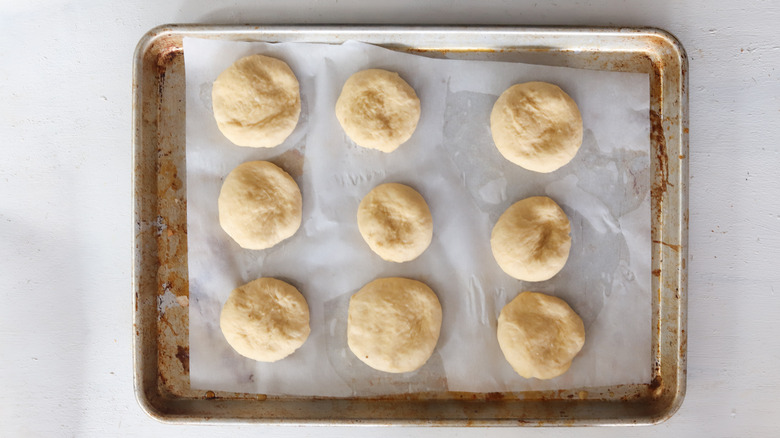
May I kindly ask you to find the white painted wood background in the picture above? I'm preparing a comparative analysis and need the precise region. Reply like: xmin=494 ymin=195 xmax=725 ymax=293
xmin=1 ymin=1 xmax=778 ymax=436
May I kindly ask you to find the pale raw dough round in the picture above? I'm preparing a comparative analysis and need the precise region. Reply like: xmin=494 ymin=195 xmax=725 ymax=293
xmin=497 ymin=291 xmax=585 ymax=379
xmin=220 ymin=277 xmax=310 ymax=362
xmin=357 ymin=183 xmax=433 ymax=263
xmin=335 ymin=69 xmax=421 ymax=153
xmin=490 ymin=81 xmax=583 ymax=173
xmin=347 ymin=277 xmax=442 ymax=373
xmin=218 ymin=161 xmax=302 ymax=250
xmin=212 ymin=54 xmax=301 ymax=148
xmin=491 ymin=196 xmax=571 ymax=282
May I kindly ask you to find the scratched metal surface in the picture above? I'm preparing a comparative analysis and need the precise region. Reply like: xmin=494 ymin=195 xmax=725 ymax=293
xmin=131 ymin=25 xmax=688 ymax=426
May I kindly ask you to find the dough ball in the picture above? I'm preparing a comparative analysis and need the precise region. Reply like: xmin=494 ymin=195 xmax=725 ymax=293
xmin=347 ymin=278 xmax=442 ymax=373
xmin=218 ymin=161 xmax=302 ymax=250
xmin=497 ymin=291 xmax=585 ymax=379
xmin=491 ymin=196 xmax=571 ymax=282
xmin=212 ymin=54 xmax=301 ymax=148
xmin=335 ymin=69 xmax=421 ymax=153
xmin=220 ymin=277 xmax=310 ymax=362
xmin=357 ymin=183 xmax=433 ymax=263
xmin=490 ymin=82 xmax=583 ymax=173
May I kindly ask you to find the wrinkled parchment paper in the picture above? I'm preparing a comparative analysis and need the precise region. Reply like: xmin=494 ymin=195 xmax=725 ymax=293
xmin=184 ymin=37 xmax=651 ymax=396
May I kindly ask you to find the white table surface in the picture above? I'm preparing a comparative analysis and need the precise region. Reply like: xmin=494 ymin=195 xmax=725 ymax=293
xmin=1 ymin=0 xmax=778 ymax=436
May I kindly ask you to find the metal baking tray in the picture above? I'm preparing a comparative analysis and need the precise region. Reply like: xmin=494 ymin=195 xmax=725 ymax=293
xmin=132 ymin=25 xmax=688 ymax=426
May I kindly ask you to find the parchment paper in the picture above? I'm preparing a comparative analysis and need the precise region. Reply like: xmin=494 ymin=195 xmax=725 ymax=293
xmin=183 ymin=37 xmax=651 ymax=396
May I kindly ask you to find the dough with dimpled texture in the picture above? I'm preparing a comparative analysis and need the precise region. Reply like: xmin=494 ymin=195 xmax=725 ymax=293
xmin=491 ymin=81 xmax=582 ymax=173
xmin=357 ymin=183 xmax=433 ymax=263
xmin=497 ymin=291 xmax=585 ymax=379
xmin=491 ymin=196 xmax=571 ymax=282
xmin=218 ymin=161 xmax=302 ymax=250
xmin=335 ymin=69 xmax=421 ymax=153
xmin=220 ymin=277 xmax=310 ymax=362
xmin=212 ymin=54 xmax=301 ymax=148
xmin=347 ymin=277 xmax=442 ymax=373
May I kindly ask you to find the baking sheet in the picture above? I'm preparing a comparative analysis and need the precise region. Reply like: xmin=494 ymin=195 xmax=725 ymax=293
xmin=183 ymin=37 xmax=651 ymax=396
